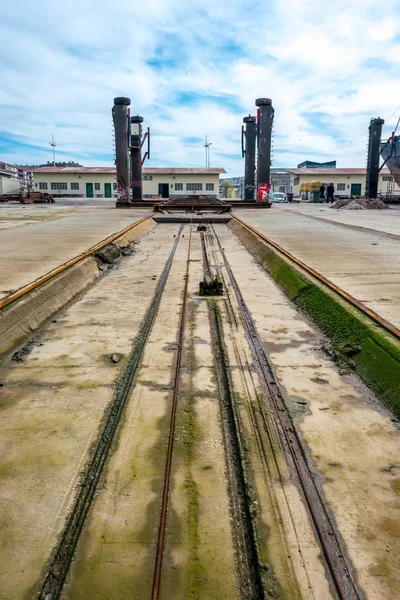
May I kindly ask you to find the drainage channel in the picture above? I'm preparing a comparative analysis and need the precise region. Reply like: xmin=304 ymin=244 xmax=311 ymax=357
xmin=208 ymin=301 xmax=266 ymax=599
xmin=210 ymin=224 xmax=362 ymax=600
xmin=37 ymin=225 xmax=184 ymax=600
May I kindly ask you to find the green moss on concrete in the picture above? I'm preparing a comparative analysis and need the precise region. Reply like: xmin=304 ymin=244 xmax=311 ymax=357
xmin=181 ymin=303 xmax=205 ymax=596
xmin=229 ymin=220 xmax=400 ymax=419
xmin=183 ymin=472 xmax=204 ymax=598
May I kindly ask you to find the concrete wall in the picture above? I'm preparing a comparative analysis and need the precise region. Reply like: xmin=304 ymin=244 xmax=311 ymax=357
xmin=32 ymin=172 xmax=220 ymax=198
xmin=290 ymin=172 xmax=400 ymax=197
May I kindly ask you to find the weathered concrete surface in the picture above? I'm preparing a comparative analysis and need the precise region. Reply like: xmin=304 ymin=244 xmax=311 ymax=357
xmin=206 ymin=231 xmax=333 ymax=600
xmin=237 ymin=206 xmax=400 ymax=330
xmin=0 ymin=256 xmax=99 ymax=357
xmin=0 ymin=218 xmax=156 ymax=358
xmin=0 ymin=224 xmax=176 ymax=599
xmin=215 ymin=224 xmax=400 ymax=600
xmin=277 ymin=202 xmax=400 ymax=237
xmin=63 ymin=227 xmax=238 ymax=599
xmin=0 ymin=204 xmax=92 ymax=231
xmin=161 ymin=234 xmax=237 ymax=600
xmin=0 ymin=206 xmax=151 ymax=300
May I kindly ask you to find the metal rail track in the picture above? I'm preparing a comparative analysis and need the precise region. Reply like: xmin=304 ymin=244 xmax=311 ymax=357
xmin=232 ymin=215 xmax=400 ymax=339
xmin=37 ymin=225 xmax=184 ymax=600
xmin=208 ymin=301 xmax=267 ymax=599
xmin=211 ymin=225 xmax=361 ymax=600
xmin=202 ymin=227 xmax=266 ymax=597
xmin=152 ymin=224 xmax=192 ymax=600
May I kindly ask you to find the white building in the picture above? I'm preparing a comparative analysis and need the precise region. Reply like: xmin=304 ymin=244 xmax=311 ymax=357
xmin=0 ymin=161 xmax=33 ymax=195
xmin=289 ymin=168 xmax=399 ymax=197
xmin=31 ymin=167 xmax=226 ymax=198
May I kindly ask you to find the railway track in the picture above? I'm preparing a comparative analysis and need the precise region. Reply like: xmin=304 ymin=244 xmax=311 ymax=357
xmin=37 ymin=223 xmax=204 ymax=600
xmin=209 ymin=224 xmax=362 ymax=600
xmin=37 ymin=225 xmax=184 ymax=600
xmin=4 ymin=218 xmax=392 ymax=598
xmin=152 ymin=224 xmax=192 ymax=600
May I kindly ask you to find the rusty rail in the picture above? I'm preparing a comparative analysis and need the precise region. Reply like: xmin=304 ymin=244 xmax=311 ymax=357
xmin=0 ymin=214 xmax=154 ymax=311
xmin=211 ymin=224 xmax=361 ymax=600
xmin=152 ymin=224 xmax=192 ymax=600
xmin=232 ymin=215 xmax=400 ymax=339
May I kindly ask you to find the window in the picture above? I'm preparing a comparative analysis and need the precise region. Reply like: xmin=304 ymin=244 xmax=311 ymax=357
xmin=51 ymin=182 xmax=67 ymax=190
xmin=206 ymin=183 xmax=214 ymax=191
xmin=144 ymin=175 xmax=153 ymax=180
xmin=94 ymin=183 xmax=100 ymax=191
xmin=294 ymin=177 xmax=300 ymax=186
xmin=186 ymin=183 xmax=203 ymax=191
xmin=175 ymin=183 xmax=183 ymax=190
xmin=113 ymin=182 xmax=117 ymax=190
xmin=337 ymin=183 xmax=345 ymax=191
xmin=39 ymin=182 xmax=48 ymax=190
xmin=383 ymin=176 xmax=393 ymax=182
xmin=71 ymin=182 xmax=79 ymax=190
xmin=279 ymin=186 xmax=285 ymax=193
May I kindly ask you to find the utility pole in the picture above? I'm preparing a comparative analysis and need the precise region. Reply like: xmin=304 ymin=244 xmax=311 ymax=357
xmin=204 ymin=135 xmax=212 ymax=168
xmin=49 ymin=135 xmax=56 ymax=166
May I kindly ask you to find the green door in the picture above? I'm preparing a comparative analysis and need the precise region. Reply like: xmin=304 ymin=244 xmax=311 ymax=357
xmin=86 ymin=183 xmax=93 ymax=198
xmin=104 ymin=183 xmax=112 ymax=198
xmin=351 ymin=183 xmax=362 ymax=196
xmin=158 ymin=183 xmax=169 ymax=198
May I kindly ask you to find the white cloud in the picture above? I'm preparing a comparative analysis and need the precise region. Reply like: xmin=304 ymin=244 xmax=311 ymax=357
xmin=0 ymin=0 xmax=399 ymax=176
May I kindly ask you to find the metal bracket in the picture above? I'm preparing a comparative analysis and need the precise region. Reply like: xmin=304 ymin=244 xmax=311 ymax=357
xmin=141 ymin=127 xmax=151 ymax=161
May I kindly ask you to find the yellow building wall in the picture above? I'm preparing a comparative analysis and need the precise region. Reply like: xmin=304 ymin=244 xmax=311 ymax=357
xmin=142 ymin=173 xmax=219 ymax=196
xmin=33 ymin=173 xmax=115 ymax=197
xmin=32 ymin=172 xmax=220 ymax=197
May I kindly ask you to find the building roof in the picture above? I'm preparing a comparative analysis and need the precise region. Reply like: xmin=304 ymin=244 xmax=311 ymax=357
xmin=289 ymin=167 xmax=390 ymax=175
xmin=30 ymin=166 xmax=226 ymax=175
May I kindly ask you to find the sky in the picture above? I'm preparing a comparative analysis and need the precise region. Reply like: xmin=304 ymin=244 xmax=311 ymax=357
xmin=1 ymin=0 xmax=400 ymax=177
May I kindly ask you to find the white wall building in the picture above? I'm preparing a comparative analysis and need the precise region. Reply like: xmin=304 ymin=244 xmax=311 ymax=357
xmin=289 ymin=168 xmax=399 ymax=197
xmin=31 ymin=167 xmax=226 ymax=198
xmin=0 ymin=161 xmax=33 ymax=195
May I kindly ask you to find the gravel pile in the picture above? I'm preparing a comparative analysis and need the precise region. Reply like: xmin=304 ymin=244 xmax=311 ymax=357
xmin=331 ymin=197 xmax=389 ymax=210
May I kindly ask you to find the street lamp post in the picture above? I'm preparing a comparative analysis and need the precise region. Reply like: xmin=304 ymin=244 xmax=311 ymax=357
xmin=204 ymin=135 xmax=212 ymax=168
xmin=49 ymin=134 xmax=56 ymax=166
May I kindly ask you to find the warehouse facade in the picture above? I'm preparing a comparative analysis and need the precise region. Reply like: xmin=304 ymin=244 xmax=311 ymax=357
xmin=31 ymin=167 xmax=226 ymax=198
xmin=289 ymin=168 xmax=400 ymax=197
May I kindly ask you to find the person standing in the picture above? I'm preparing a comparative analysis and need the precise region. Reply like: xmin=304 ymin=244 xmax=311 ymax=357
xmin=327 ymin=182 xmax=335 ymax=203
xmin=319 ymin=183 xmax=325 ymax=200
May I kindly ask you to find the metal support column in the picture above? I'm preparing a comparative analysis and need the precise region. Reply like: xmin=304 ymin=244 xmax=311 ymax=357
xmin=255 ymin=98 xmax=274 ymax=190
xmin=113 ymin=97 xmax=131 ymax=207
xmin=130 ymin=115 xmax=144 ymax=201
xmin=366 ymin=117 xmax=384 ymax=198
xmin=242 ymin=115 xmax=257 ymax=201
